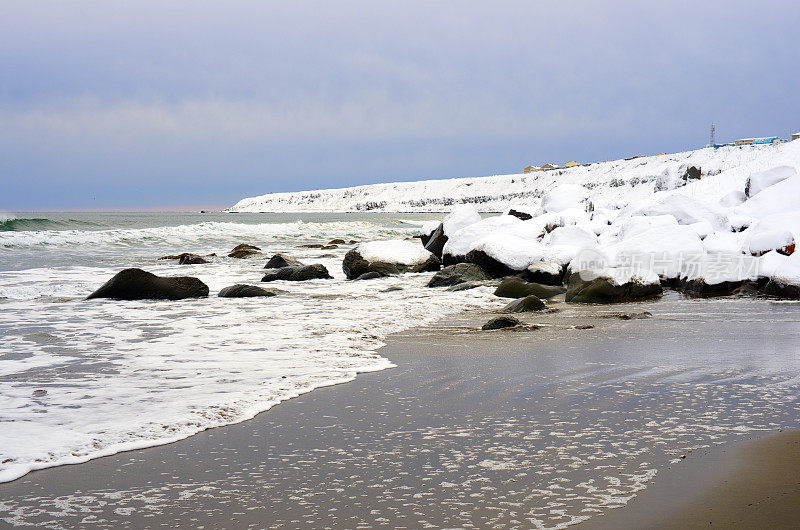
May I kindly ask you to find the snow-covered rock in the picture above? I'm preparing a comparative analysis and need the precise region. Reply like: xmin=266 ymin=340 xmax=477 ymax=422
xmin=342 ymin=240 xmax=440 ymax=279
xmin=745 ymin=166 xmax=796 ymax=198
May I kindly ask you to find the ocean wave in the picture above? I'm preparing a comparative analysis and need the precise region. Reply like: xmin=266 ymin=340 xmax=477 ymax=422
xmin=0 ymin=220 xmax=408 ymax=250
xmin=0 ymin=217 xmax=103 ymax=232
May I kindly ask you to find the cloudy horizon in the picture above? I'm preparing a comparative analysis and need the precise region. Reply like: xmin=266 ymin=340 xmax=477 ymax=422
xmin=2 ymin=0 xmax=799 ymax=211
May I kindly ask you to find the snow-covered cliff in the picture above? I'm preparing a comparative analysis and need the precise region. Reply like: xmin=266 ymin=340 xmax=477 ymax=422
xmin=228 ymin=142 xmax=800 ymax=213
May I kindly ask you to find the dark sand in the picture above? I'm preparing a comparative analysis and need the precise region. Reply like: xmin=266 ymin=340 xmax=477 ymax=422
xmin=1 ymin=294 xmax=799 ymax=528
xmin=584 ymin=430 xmax=800 ymax=529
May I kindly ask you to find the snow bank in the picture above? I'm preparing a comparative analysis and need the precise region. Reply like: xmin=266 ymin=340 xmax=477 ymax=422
xmin=234 ymin=140 xmax=800 ymax=292
xmin=229 ymin=141 xmax=800 ymax=214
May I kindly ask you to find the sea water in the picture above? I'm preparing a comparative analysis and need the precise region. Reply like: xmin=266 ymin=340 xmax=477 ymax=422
xmin=0 ymin=212 xmax=501 ymax=482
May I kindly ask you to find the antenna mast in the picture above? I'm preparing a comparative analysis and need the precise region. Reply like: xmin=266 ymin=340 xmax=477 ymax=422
xmin=709 ymin=123 xmax=716 ymax=147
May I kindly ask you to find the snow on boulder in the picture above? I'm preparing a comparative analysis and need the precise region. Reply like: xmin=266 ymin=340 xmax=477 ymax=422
xmin=735 ymin=175 xmax=800 ymax=219
xmin=540 ymin=184 xmax=587 ymax=214
xmin=702 ymin=231 xmax=741 ymax=254
xmin=604 ymin=224 xmax=705 ymax=279
xmin=745 ymin=166 xmax=797 ymax=198
xmin=719 ymin=190 xmax=746 ymax=208
xmin=631 ymin=194 xmax=729 ymax=231
xmin=342 ymin=239 xmax=440 ymax=279
xmin=761 ymin=252 xmax=800 ymax=299
xmin=565 ymin=268 xmax=662 ymax=303
xmin=465 ymin=233 xmax=548 ymax=277
xmin=542 ymin=225 xmax=599 ymax=265
xmin=442 ymin=215 xmax=534 ymax=263
xmin=424 ymin=204 xmax=483 ymax=259
xmin=745 ymin=229 xmax=795 ymax=256
xmin=616 ymin=215 xmax=679 ymax=241
xmin=443 ymin=204 xmax=482 ymax=236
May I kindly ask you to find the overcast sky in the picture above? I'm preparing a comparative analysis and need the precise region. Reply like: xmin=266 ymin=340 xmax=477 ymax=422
xmin=2 ymin=1 xmax=799 ymax=210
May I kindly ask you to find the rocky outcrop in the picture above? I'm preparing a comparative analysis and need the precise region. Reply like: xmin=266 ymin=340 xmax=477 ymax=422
xmin=675 ymin=278 xmax=749 ymax=297
xmin=160 ymin=252 xmax=211 ymax=264
xmin=565 ymin=272 xmax=662 ymax=303
xmin=761 ymin=279 xmax=800 ymax=299
xmin=464 ymin=249 xmax=519 ymax=278
xmin=502 ymin=295 xmax=546 ymax=313
xmin=227 ymin=244 xmax=261 ymax=258
xmin=87 ymin=268 xmax=209 ymax=300
xmin=354 ymin=271 xmax=386 ymax=280
xmin=422 ymin=223 xmax=447 ymax=259
xmin=261 ymin=264 xmax=333 ymax=282
xmin=493 ymin=277 xmax=566 ymax=299
xmin=427 ymin=263 xmax=491 ymax=288
xmin=342 ymin=245 xmax=440 ymax=280
xmin=179 ymin=253 xmax=209 ymax=265
xmin=523 ymin=262 xmax=566 ymax=286
xmin=218 ymin=284 xmax=279 ymax=297
xmin=265 ymin=254 xmax=304 ymax=269
xmin=507 ymin=209 xmax=533 ymax=221
xmin=481 ymin=316 xmax=524 ymax=330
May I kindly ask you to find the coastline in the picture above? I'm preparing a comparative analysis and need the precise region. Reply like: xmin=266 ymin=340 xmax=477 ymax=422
xmin=583 ymin=430 xmax=800 ymax=529
xmin=1 ymin=294 xmax=799 ymax=527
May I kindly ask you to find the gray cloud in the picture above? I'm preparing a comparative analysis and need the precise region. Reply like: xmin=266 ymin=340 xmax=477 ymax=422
xmin=1 ymin=0 xmax=798 ymax=209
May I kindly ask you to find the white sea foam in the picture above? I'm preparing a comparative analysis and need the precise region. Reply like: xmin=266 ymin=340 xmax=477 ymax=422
xmin=0 ymin=217 xmax=503 ymax=483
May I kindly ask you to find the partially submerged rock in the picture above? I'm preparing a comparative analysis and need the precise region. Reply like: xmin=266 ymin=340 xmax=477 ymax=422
xmin=261 ymin=264 xmax=333 ymax=282
xmin=343 ymin=240 xmax=440 ymax=280
xmin=227 ymin=243 xmax=261 ymax=258
xmin=427 ymin=263 xmax=491 ymax=287
xmin=494 ymin=277 xmax=566 ymax=299
xmin=160 ymin=252 xmax=211 ymax=264
xmin=481 ymin=316 xmax=524 ymax=330
xmin=218 ymin=284 xmax=279 ymax=298
xmin=265 ymin=254 xmax=304 ymax=269
xmin=502 ymin=295 xmax=546 ymax=313
xmin=179 ymin=253 xmax=209 ymax=265
xmin=446 ymin=281 xmax=494 ymax=291
xmin=87 ymin=268 xmax=209 ymax=300
xmin=355 ymin=271 xmax=385 ymax=280
xmin=565 ymin=271 xmax=662 ymax=303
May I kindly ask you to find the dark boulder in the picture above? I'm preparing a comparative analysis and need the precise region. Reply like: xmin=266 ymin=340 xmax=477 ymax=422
xmin=297 ymin=243 xmax=325 ymax=249
xmin=160 ymin=252 xmax=209 ymax=264
xmin=565 ymin=272 xmax=662 ymax=303
xmin=261 ymin=264 xmax=333 ymax=282
xmin=761 ymin=279 xmax=800 ymax=299
xmin=465 ymin=249 xmax=519 ymax=278
xmin=507 ymin=209 xmax=533 ymax=221
xmin=265 ymin=254 xmax=304 ymax=269
xmin=355 ymin=271 xmax=386 ymax=280
xmin=675 ymin=278 xmax=747 ymax=297
xmin=446 ymin=280 xmax=494 ymax=291
xmin=523 ymin=262 xmax=566 ymax=286
xmin=427 ymin=263 xmax=492 ymax=288
xmin=342 ymin=248 xmax=439 ymax=280
xmin=231 ymin=243 xmax=261 ymax=252
xmin=87 ymin=268 xmax=209 ymax=300
xmin=502 ymin=295 xmax=546 ymax=313
xmin=494 ymin=277 xmax=566 ymax=299
xmin=481 ymin=316 xmax=524 ymax=330
xmin=228 ymin=248 xmax=261 ymax=258
xmin=423 ymin=223 xmax=447 ymax=259
xmin=328 ymin=238 xmax=346 ymax=245
xmin=218 ymin=284 xmax=279 ymax=298
xmin=179 ymin=253 xmax=209 ymax=265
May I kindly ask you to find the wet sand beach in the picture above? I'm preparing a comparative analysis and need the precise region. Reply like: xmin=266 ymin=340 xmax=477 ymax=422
xmin=584 ymin=430 xmax=800 ymax=529
xmin=1 ymin=293 xmax=799 ymax=528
